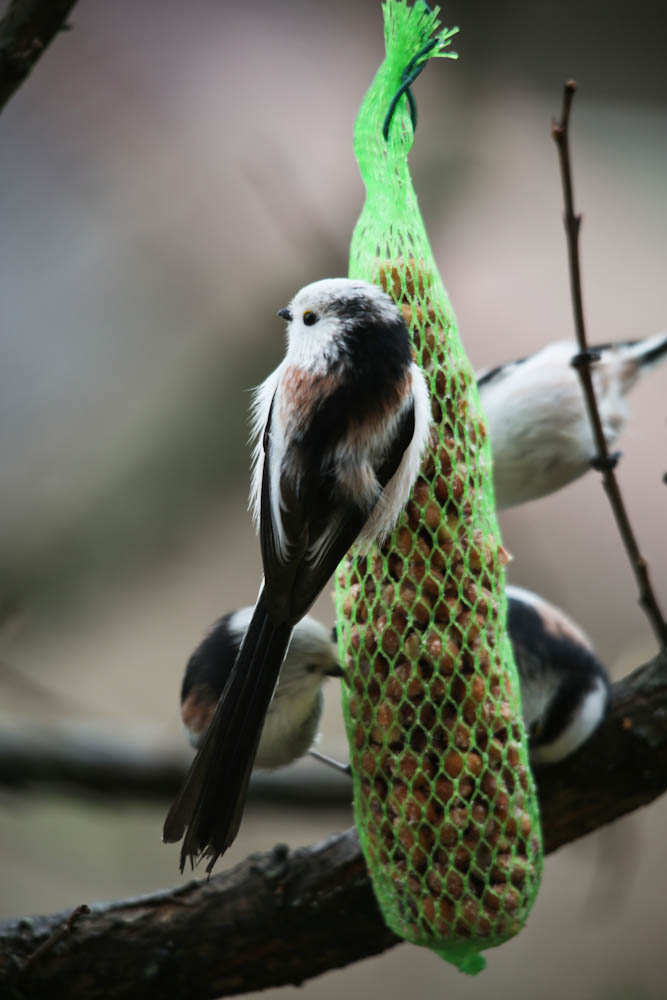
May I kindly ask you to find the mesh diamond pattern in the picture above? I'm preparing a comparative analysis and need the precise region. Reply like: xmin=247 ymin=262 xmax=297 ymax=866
xmin=334 ymin=2 xmax=543 ymax=975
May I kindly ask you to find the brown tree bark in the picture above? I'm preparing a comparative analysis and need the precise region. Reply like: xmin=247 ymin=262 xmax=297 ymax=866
xmin=0 ymin=650 xmax=666 ymax=999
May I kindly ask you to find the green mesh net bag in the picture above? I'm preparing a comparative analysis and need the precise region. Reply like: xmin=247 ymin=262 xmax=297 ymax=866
xmin=334 ymin=0 xmax=543 ymax=975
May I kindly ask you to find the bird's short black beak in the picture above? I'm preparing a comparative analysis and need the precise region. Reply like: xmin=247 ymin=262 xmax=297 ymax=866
xmin=326 ymin=663 xmax=345 ymax=678
xmin=277 ymin=307 xmax=292 ymax=321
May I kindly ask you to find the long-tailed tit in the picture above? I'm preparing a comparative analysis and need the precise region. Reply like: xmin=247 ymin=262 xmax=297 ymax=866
xmin=163 ymin=278 xmax=431 ymax=870
xmin=477 ymin=332 xmax=667 ymax=508
xmin=181 ymin=609 xmax=341 ymax=768
xmin=507 ymin=584 xmax=610 ymax=764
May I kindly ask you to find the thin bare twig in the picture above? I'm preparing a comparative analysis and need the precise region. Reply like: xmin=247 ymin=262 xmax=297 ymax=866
xmin=20 ymin=904 xmax=90 ymax=974
xmin=0 ymin=0 xmax=79 ymax=115
xmin=551 ymin=79 xmax=667 ymax=649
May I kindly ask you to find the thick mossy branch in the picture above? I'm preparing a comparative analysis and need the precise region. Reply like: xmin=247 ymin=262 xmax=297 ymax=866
xmin=1 ymin=650 xmax=666 ymax=1000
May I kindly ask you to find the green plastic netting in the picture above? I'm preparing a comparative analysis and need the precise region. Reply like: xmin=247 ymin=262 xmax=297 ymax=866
xmin=334 ymin=1 xmax=543 ymax=975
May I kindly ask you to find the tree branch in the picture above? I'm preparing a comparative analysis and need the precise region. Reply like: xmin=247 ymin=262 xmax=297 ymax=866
xmin=1 ymin=649 xmax=666 ymax=1000
xmin=0 ymin=0 xmax=79 ymax=114
xmin=551 ymin=79 xmax=667 ymax=648
xmin=0 ymin=720 xmax=192 ymax=801
xmin=0 ymin=717 xmax=351 ymax=806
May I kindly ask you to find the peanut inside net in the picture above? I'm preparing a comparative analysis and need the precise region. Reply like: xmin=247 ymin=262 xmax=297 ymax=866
xmin=334 ymin=2 xmax=542 ymax=975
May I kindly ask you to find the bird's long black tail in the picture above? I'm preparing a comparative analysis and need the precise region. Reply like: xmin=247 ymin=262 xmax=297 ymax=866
xmin=603 ymin=331 xmax=667 ymax=387
xmin=635 ymin=331 xmax=667 ymax=370
xmin=163 ymin=586 xmax=292 ymax=872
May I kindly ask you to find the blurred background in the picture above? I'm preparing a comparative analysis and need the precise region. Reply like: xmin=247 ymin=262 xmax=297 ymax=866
xmin=1 ymin=1 xmax=666 ymax=997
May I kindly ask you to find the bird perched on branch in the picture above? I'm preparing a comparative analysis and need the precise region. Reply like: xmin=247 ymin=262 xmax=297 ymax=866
xmin=163 ymin=278 xmax=431 ymax=871
xmin=477 ymin=332 xmax=667 ymax=508
xmin=180 ymin=609 xmax=341 ymax=768
xmin=505 ymin=584 xmax=610 ymax=764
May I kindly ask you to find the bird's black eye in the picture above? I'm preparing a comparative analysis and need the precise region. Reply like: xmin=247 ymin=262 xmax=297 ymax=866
xmin=302 ymin=310 xmax=318 ymax=326
xmin=306 ymin=662 xmax=317 ymax=673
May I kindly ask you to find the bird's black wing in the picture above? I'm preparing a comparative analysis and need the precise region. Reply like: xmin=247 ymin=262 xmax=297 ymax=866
xmin=374 ymin=399 xmax=416 ymax=487
xmin=258 ymin=392 xmax=310 ymax=621
xmin=297 ymin=400 xmax=417 ymax=604
xmin=262 ymin=398 xmax=417 ymax=625
xmin=259 ymin=417 xmax=363 ymax=624
xmin=476 ymin=357 xmax=526 ymax=389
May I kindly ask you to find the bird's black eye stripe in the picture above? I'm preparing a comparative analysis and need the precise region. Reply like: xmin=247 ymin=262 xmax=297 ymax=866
xmin=303 ymin=310 xmax=318 ymax=326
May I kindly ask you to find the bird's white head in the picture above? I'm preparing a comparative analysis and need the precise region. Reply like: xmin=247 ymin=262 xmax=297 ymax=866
xmin=278 ymin=278 xmax=403 ymax=373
